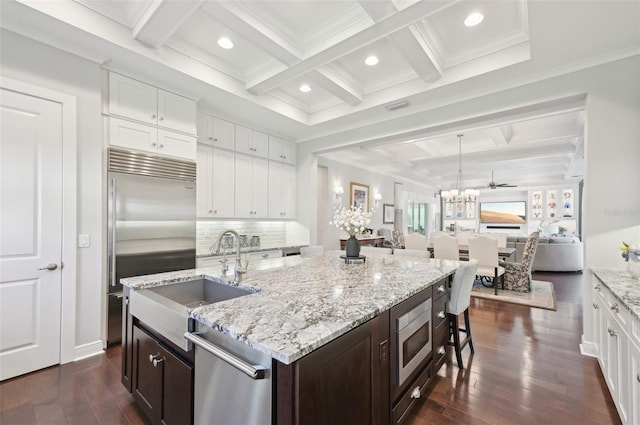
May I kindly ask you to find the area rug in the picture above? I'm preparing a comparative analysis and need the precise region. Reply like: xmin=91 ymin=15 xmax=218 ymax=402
xmin=470 ymin=280 xmax=557 ymax=311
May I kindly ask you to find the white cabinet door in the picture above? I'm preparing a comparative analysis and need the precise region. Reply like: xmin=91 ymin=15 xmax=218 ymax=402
xmin=235 ymin=153 xmax=267 ymax=218
xmin=630 ymin=341 xmax=640 ymax=425
xmin=157 ymin=89 xmax=196 ymax=134
xmin=252 ymin=157 xmax=269 ymax=217
xmin=212 ymin=117 xmax=235 ymax=151
xmin=157 ymin=129 xmax=196 ymax=160
xmin=109 ymin=73 xmax=157 ymax=125
xmin=196 ymin=145 xmax=213 ymax=217
xmin=607 ymin=314 xmax=630 ymax=424
xmin=268 ymin=161 xmax=296 ymax=219
xmin=211 ymin=148 xmax=235 ymax=217
xmin=235 ymin=125 xmax=268 ymax=158
xmin=197 ymin=112 xmax=213 ymax=146
xmin=269 ymin=136 xmax=297 ymax=165
xmin=109 ymin=117 xmax=158 ymax=153
xmin=592 ymin=292 xmax=605 ymax=363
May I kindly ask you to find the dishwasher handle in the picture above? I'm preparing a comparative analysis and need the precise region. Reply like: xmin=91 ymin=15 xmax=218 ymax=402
xmin=184 ymin=332 xmax=267 ymax=380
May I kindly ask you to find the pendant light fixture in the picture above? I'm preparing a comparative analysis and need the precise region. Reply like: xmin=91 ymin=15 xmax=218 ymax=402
xmin=441 ymin=134 xmax=479 ymax=202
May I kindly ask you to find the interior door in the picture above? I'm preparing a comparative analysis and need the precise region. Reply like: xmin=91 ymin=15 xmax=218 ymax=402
xmin=0 ymin=88 xmax=63 ymax=380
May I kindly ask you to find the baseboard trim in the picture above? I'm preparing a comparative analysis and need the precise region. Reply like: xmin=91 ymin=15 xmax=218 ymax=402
xmin=73 ymin=340 xmax=104 ymax=362
xmin=580 ymin=336 xmax=598 ymax=358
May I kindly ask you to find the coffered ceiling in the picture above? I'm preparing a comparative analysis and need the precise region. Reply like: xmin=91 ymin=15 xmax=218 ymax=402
xmin=2 ymin=0 xmax=639 ymax=190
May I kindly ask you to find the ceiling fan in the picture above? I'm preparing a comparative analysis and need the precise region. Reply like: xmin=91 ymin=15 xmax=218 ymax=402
xmin=487 ymin=171 xmax=517 ymax=189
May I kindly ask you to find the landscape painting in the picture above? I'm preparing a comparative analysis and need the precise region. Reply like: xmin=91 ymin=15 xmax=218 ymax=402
xmin=480 ymin=201 xmax=526 ymax=223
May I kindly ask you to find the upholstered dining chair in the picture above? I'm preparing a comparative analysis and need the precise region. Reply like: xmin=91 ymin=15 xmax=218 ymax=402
xmin=378 ymin=228 xmax=394 ymax=249
xmin=501 ymin=231 xmax=539 ymax=292
xmin=393 ymin=248 xmax=429 ymax=257
xmin=360 ymin=246 xmax=393 ymax=255
xmin=468 ymin=236 xmax=505 ymax=295
xmin=300 ymin=245 xmax=324 ymax=257
xmin=404 ymin=233 xmax=427 ymax=250
xmin=391 ymin=229 xmax=405 ymax=249
xmin=432 ymin=234 xmax=460 ymax=260
xmin=448 ymin=259 xmax=478 ymax=369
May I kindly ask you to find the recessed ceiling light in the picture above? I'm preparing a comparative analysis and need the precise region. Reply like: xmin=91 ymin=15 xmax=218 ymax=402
xmin=217 ymin=37 xmax=234 ymax=49
xmin=365 ymin=55 xmax=379 ymax=66
xmin=464 ymin=12 xmax=484 ymax=27
xmin=299 ymin=84 xmax=311 ymax=93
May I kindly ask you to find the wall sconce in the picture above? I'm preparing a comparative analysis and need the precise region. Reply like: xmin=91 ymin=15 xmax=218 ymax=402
xmin=334 ymin=186 xmax=344 ymax=202
xmin=374 ymin=192 xmax=382 ymax=207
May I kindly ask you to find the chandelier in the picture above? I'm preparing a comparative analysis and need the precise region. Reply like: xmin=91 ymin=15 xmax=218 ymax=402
xmin=441 ymin=134 xmax=479 ymax=202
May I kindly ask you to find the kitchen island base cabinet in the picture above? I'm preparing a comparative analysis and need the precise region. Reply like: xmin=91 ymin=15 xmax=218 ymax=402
xmin=275 ymin=311 xmax=390 ymax=425
xmin=132 ymin=324 xmax=193 ymax=425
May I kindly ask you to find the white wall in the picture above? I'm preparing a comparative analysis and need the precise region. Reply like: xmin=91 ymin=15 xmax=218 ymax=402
xmin=1 ymin=30 xmax=104 ymax=356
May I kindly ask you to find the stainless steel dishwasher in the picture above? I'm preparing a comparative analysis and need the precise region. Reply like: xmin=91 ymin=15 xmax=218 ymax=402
xmin=185 ymin=323 xmax=272 ymax=425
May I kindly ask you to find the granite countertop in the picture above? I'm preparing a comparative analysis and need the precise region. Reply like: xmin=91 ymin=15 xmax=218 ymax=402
xmin=592 ymin=268 xmax=640 ymax=321
xmin=122 ymin=251 xmax=458 ymax=364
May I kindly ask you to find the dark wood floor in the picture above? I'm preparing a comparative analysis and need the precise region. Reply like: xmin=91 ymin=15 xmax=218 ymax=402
xmin=0 ymin=271 xmax=619 ymax=425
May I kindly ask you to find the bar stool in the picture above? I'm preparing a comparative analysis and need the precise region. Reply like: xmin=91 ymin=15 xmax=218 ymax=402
xmin=447 ymin=259 xmax=478 ymax=369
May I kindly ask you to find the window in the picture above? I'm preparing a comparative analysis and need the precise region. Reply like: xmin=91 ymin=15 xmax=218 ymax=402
xmin=407 ymin=201 xmax=427 ymax=235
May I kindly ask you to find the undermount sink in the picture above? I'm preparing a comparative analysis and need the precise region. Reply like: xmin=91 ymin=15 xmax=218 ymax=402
xmin=147 ymin=278 xmax=254 ymax=309
xmin=130 ymin=277 xmax=258 ymax=351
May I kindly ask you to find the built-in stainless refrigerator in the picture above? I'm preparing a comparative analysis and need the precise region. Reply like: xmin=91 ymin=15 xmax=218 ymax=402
xmin=107 ymin=148 xmax=196 ymax=345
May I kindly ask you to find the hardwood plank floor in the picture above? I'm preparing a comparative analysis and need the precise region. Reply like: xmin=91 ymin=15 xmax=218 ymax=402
xmin=0 ymin=271 xmax=619 ymax=424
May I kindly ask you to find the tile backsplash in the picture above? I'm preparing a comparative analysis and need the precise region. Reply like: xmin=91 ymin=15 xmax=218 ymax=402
xmin=196 ymin=220 xmax=287 ymax=254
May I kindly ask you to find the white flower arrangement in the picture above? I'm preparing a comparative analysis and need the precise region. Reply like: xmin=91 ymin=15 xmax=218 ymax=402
xmin=330 ymin=205 xmax=372 ymax=237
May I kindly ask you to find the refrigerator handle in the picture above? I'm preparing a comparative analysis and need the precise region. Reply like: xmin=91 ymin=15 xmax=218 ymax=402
xmin=110 ymin=178 xmax=117 ymax=287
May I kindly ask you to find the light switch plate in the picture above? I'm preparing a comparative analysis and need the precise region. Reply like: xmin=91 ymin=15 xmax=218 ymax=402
xmin=78 ymin=234 xmax=90 ymax=248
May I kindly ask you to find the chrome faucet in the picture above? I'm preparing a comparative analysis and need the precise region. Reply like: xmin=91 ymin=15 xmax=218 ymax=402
xmin=210 ymin=229 xmax=247 ymax=281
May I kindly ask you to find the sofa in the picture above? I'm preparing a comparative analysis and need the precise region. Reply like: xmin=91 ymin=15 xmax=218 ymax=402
xmin=506 ymin=234 xmax=583 ymax=272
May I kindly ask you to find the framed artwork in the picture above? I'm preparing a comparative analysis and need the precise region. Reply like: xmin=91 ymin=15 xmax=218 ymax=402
xmin=383 ymin=203 xmax=394 ymax=224
xmin=445 ymin=200 xmax=454 ymax=219
xmin=465 ymin=200 xmax=476 ymax=219
xmin=531 ymin=190 xmax=543 ymax=219
xmin=562 ymin=189 xmax=574 ymax=218
xmin=546 ymin=190 xmax=558 ymax=218
xmin=350 ymin=182 xmax=369 ymax=211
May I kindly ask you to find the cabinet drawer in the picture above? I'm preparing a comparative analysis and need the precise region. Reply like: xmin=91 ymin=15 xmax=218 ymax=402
xmin=433 ymin=325 xmax=449 ymax=373
xmin=392 ymin=359 xmax=433 ymax=424
xmin=592 ymin=276 xmax=606 ymax=302
xmin=605 ymin=287 xmax=630 ymax=328
xmin=249 ymin=249 xmax=282 ymax=262
xmin=433 ymin=279 xmax=449 ymax=300
xmin=432 ymin=294 xmax=447 ymax=330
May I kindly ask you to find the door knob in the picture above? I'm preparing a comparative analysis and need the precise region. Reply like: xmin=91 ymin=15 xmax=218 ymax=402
xmin=37 ymin=263 xmax=58 ymax=271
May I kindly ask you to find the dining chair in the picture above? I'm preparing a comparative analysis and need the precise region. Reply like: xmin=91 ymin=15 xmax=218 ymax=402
xmin=432 ymin=234 xmax=460 ymax=260
xmin=500 ymin=232 xmax=539 ymax=292
xmin=360 ymin=246 xmax=393 ymax=255
xmin=300 ymin=245 xmax=324 ymax=258
xmin=468 ymin=236 xmax=505 ymax=295
xmin=404 ymin=233 xmax=427 ymax=250
xmin=447 ymin=259 xmax=478 ymax=369
xmin=393 ymin=248 xmax=430 ymax=258
xmin=484 ymin=232 xmax=507 ymax=248
xmin=377 ymin=228 xmax=395 ymax=249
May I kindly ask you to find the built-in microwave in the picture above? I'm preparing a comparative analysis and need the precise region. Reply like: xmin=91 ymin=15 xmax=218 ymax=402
xmin=396 ymin=297 xmax=432 ymax=386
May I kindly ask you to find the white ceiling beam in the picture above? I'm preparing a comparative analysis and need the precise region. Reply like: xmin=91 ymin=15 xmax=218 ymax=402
xmin=133 ymin=0 xmax=204 ymax=48
xmin=310 ymin=65 xmax=363 ymax=106
xmin=487 ymin=125 xmax=513 ymax=146
xmin=200 ymin=2 xmax=300 ymax=65
xmin=359 ymin=0 xmax=443 ymax=82
xmin=246 ymin=0 xmax=457 ymax=94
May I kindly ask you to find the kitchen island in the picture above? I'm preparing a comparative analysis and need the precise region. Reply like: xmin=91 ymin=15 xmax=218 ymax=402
xmin=121 ymin=251 xmax=459 ymax=424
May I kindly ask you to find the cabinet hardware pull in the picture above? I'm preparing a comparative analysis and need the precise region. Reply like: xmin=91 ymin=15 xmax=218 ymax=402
xmin=214 ymin=138 xmax=218 ymax=142
xmin=208 ymin=136 xmax=213 ymax=141
xmin=213 ymin=210 xmax=217 ymax=214
xmin=209 ymin=210 xmax=213 ymax=213
xmin=159 ymin=116 xmax=164 ymax=121
xmin=149 ymin=353 xmax=163 ymax=367
xmin=151 ymin=114 xmax=156 ymax=119
xmin=437 ymin=346 xmax=446 ymax=355
xmin=608 ymin=328 xmax=617 ymax=337
xmin=593 ymin=303 xmax=599 ymax=309
xmin=595 ymin=285 xmax=601 ymax=291
xmin=637 ymin=374 xmax=640 ymax=383
xmin=610 ymin=303 xmax=619 ymax=312
xmin=437 ymin=285 xmax=445 ymax=293
xmin=159 ymin=144 xmax=164 ymax=148
xmin=410 ymin=386 xmax=421 ymax=399
xmin=151 ymin=142 xmax=157 ymax=147
xmin=437 ymin=311 xmax=445 ymax=319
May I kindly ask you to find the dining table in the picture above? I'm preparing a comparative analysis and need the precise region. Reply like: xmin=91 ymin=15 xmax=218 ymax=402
xmin=426 ymin=244 xmax=516 ymax=260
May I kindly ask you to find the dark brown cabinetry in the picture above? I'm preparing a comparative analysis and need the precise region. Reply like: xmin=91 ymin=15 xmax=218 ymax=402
xmin=121 ymin=287 xmax=133 ymax=392
xmin=275 ymin=311 xmax=390 ymax=425
xmin=132 ymin=324 xmax=193 ymax=425
xmin=432 ymin=277 xmax=451 ymax=373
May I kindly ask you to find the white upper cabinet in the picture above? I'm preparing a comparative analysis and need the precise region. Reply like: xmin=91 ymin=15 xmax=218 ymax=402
xmin=197 ymin=144 xmax=235 ymax=218
xmin=109 ymin=117 xmax=195 ymax=160
xmin=235 ymin=125 xmax=268 ymax=158
xmin=235 ymin=153 xmax=268 ymax=218
xmin=109 ymin=73 xmax=196 ymax=135
xmin=268 ymin=161 xmax=296 ymax=219
xmin=197 ymin=113 xmax=235 ymax=150
xmin=268 ymin=136 xmax=296 ymax=165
